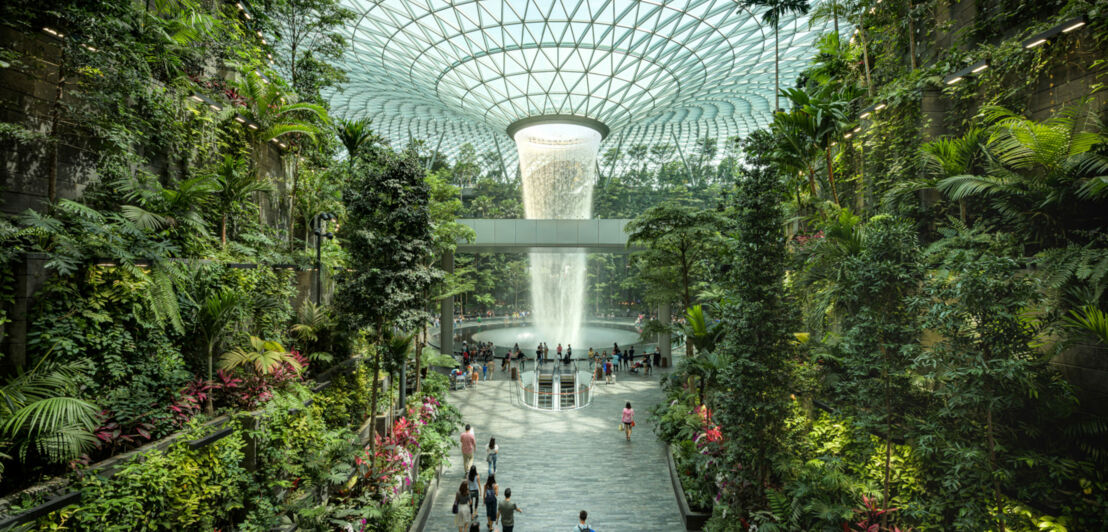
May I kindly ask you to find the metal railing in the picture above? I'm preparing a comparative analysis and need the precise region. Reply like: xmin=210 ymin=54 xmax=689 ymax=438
xmin=515 ymin=369 xmax=595 ymax=410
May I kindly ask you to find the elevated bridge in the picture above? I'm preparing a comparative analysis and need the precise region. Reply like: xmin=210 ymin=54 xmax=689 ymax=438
xmin=455 ymin=218 xmax=638 ymax=253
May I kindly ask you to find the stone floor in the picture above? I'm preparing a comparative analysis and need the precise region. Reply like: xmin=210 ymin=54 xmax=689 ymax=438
xmin=422 ymin=362 xmax=684 ymax=531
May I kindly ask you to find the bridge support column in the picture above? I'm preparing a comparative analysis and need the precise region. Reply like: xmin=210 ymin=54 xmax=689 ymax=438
xmin=440 ymin=251 xmax=454 ymax=358
xmin=658 ymin=302 xmax=671 ymax=368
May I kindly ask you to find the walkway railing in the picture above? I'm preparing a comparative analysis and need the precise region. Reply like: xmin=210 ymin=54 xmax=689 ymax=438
xmin=515 ymin=369 xmax=595 ymax=410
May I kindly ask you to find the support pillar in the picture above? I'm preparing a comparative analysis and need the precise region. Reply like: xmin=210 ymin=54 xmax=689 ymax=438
xmin=439 ymin=251 xmax=455 ymax=358
xmin=658 ymin=302 xmax=672 ymax=368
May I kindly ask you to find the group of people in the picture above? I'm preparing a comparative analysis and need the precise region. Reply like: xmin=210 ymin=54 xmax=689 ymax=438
xmin=456 ymin=425 xmax=521 ymax=532
xmin=452 ymin=402 xmax=634 ymax=531
xmin=590 ymin=343 xmax=661 ymax=383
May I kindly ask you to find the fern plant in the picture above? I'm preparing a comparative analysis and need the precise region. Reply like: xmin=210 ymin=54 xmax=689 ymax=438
xmin=1063 ymin=305 xmax=1108 ymax=346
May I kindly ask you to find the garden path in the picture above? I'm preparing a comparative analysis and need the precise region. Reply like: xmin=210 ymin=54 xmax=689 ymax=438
xmin=421 ymin=363 xmax=684 ymax=531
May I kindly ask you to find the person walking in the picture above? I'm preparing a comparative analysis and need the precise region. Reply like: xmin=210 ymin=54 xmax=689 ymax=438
xmin=453 ymin=481 xmax=472 ymax=532
xmin=574 ymin=510 xmax=592 ymax=531
xmin=536 ymin=344 xmax=542 ymax=365
xmin=486 ymin=437 xmax=499 ymax=476
xmin=621 ymin=401 xmax=635 ymax=441
xmin=628 ymin=346 xmax=635 ymax=370
xmin=460 ymin=424 xmax=476 ymax=475
xmin=498 ymin=488 xmax=522 ymax=532
xmin=467 ymin=465 xmax=483 ymax=515
xmin=483 ymin=473 xmax=499 ymax=531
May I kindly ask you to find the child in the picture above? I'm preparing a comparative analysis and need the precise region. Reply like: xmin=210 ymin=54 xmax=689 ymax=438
xmin=482 ymin=361 xmax=490 ymax=381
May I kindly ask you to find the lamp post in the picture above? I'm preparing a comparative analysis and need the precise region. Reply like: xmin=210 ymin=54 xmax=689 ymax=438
xmin=313 ymin=212 xmax=336 ymax=304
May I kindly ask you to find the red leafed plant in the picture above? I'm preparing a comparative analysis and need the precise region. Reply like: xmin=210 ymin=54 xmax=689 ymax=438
xmin=93 ymin=410 xmax=155 ymax=454
xmin=846 ymin=494 xmax=903 ymax=532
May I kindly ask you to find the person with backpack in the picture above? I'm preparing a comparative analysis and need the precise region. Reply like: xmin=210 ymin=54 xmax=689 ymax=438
xmin=573 ymin=510 xmax=593 ymax=531
xmin=498 ymin=488 xmax=522 ymax=532
xmin=484 ymin=473 xmax=499 ymax=531
xmin=453 ymin=481 xmax=472 ymax=532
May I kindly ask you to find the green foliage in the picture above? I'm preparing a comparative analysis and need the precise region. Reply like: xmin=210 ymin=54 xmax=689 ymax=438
xmin=1064 ymin=305 xmax=1108 ymax=346
xmin=711 ymin=131 xmax=797 ymax=516
xmin=221 ymin=337 xmax=301 ymax=376
xmin=0 ymin=358 xmax=99 ymax=479
xmin=336 ymin=149 xmax=437 ymax=332
xmin=53 ymin=421 xmax=248 ymax=530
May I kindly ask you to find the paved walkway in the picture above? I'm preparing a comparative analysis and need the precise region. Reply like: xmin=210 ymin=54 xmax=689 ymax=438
xmin=422 ymin=363 xmax=683 ymax=531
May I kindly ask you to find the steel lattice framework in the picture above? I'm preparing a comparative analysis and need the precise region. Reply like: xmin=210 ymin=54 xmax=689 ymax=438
xmin=326 ymin=0 xmax=840 ymax=171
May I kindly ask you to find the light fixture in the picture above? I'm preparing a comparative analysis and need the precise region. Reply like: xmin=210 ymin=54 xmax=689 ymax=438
xmin=242 ymin=10 xmax=252 ymax=20
xmin=234 ymin=115 xmax=246 ymax=123
xmin=278 ymin=142 xmax=288 ymax=149
xmin=852 ymin=126 xmax=861 ymax=133
xmin=874 ymin=103 xmax=887 ymax=111
xmin=80 ymin=44 xmax=98 ymax=52
xmin=844 ymin=132 xmax=853 ymax=139
xmin=256 ymin=31 xmax=263 ymax=38
xmin=189 ymin=94 xmax=205 ymax=103
xmin=208 ymin=103 xmax=222 ymax=111
xmin=1022 ymin=15 xmax=1087 ymax=49
xmin=247 ymin=123 xmax=259 ymax=130
xmin=943 ymin=60 xmax=989 ymax=85
xmin=260 ymin=38 xmax=267 ymax=45
xmin=270 ymin=138 xmax=280 ymax=144
xmin=42 ymin=27 xmax=64 ymax=38
xmin=860 ymin=110 xmax=871 ymax=119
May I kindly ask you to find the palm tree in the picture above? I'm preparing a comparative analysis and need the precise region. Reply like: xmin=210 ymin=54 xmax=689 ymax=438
xmin=682 ymin=305 xmax=725 ymax=405
xmin=207 ymin=155 xmax=271 ymax=246
xmin=232 ymin=69 xmax=329 ymax=244
xmin=883 ymin=127 xmax=988 ymax=219
xmin=740 ymin=0 xmax=811 ymax=111
xmin=290 ymin=300 xmax=336 ymax=365
xmin=938 ymin=106 xmax=1108 ymax=246
xmin=773 ymin=86 xmax=850 ymax=205
xmin=196 ymin=290 xmax=245 ymax=413
xmin=1 ymin=357 xmax=99 ymax=479
xmin=336 ymin=117 xmax=381 ymax=159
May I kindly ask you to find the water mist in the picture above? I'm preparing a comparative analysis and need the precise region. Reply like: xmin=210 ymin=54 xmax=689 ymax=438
xmin=513 ymin=123 xmax=601 ymax=348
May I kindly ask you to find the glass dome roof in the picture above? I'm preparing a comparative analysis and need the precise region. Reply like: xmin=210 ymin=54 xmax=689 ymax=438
xmin=326 ymin=0 xmax=840 ymax=168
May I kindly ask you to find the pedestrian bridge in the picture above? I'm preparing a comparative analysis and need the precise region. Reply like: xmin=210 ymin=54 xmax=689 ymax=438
xmin=456 ymin=218 xmax=637 ymax=253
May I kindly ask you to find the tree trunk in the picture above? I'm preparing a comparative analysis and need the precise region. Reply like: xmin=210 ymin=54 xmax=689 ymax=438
xmin=859 ymin=26 xmax=875 ymax=98
xmin=681 ymin=250 xmax=693 ymax=360
xmin=986 ymin=403 xmax=1006 ymax=531
xmin=221 ymin=213 xmax=228 ymax=246
xmin=825 ymin=147 xmax=840 ymax=205
xmin=807 ymin=166 xmax=818 ymax=197
xmin=907 ymin=1 xmax=917 ymax=70
xmin=774 ymin=26 xmax=780 ymax=111
xmin=48 ymin=45 xmax=66 ymax=203
xmin=206 ymin=344 xmax=215 ymax=415
xmin=882 ymin=346 xmax=892 ymax=529
xmin=289 ymin=151 xmax=300 ymax=250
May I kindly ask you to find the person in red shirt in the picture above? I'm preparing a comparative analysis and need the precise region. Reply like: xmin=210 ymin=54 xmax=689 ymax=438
xmin=460 ymin=424 xmax=477 ymax=475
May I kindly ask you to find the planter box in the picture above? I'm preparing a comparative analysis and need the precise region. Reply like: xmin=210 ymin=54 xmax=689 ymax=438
xmin=665 ymin=444 xmax=711 ymax=531
xmin=408 ymin=463 xmax=443 ymax=532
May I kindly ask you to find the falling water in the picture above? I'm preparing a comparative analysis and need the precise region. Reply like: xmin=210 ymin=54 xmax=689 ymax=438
xmin=513 ymin=123 xmax=602 ymax=348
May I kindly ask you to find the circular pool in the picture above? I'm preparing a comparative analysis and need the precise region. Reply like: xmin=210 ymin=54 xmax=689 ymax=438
xmin=469 ymin=325 xmax=642 ymax=353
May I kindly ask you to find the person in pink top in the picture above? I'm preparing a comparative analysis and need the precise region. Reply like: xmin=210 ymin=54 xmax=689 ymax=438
xmin=621 ymin=402 xmax=635 ymax=441
xmin=460 ymin=424 xmax=477 ymax=475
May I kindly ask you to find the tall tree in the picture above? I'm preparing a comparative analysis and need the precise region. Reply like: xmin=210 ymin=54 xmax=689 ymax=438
xmin=627 ymin=201 xmax=723 ymax=359
xmin=740 ymin=0 xmax=811 ymax=110
xmin=266 ymin=0 xmax=356 ymax=104
xmin=713 ymin=130 xmax=795 ymax=514
xmin=335 ymin=148 xmax=436 ymax=461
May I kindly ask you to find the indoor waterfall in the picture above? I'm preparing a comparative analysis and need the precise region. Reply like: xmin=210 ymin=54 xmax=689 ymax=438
xmin=513 ymin=122 xmax=602 ymax=348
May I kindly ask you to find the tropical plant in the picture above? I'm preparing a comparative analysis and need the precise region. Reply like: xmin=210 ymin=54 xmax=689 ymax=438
xmin=0 ymin=357 xmax=99 ymax=479
xmin=290 ymin=300 xmax=337 ymax=364
xmin=1064 ymin=305 xmax=1108 ymax=346
xmin=207 ymin=155 xmax=271 ymax=246
xmin=884 ymin=127 xmax=987 ymax=218
xmin=739 ymin=0 xmax=811 ymax=110
xmin=937 ymin=106 xmax=1108 ymax=247
xmin=220 ymin=336 xmax=302 ymax=376
xmin=195 ymin=289 xmax=246 ymax=413
xmin=774 ymin=85 xmax=852 ymax=204
xmin=336 ymin=117 xmax=381 ymax=159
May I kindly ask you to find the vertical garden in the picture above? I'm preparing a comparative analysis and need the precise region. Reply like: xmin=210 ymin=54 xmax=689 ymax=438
xmin=649 ymin=0 xmax=1108 ymax=530
xmin=0 ymin=0 xmax=464 ymax=529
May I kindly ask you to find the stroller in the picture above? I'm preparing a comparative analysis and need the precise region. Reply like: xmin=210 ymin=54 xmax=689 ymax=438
xmin=450 ymin=368 xmax=468 ymax=390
